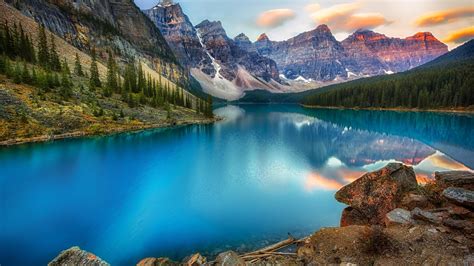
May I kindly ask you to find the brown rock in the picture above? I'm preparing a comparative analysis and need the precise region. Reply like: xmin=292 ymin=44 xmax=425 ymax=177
xmin=183 ymin=253 xmax=206 ymax=266
xmin=435 ymin=171 xmax=474 ymax=190
xmin=137 ymin=257 xmax=179 ymax=266
xmin=48 ymin=246 xmax=109 ymax=266
xmin=401 ymin=193 xmax=430 ymax=210
xmin=442 ymin=187 xmax=474 ymax=208
xmin=340 ymin=207 xmax=369 ymax=227
xmin=335 ymin=163 xmax=418 ymax=225
xmin=214 ymin=251 xmax=245 ymax=266
xmin=411 ymin=208 xmax=442 ymax=224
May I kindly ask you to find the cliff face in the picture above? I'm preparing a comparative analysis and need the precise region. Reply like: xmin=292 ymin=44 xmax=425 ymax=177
xmin=254 ymin=25 xmax=358 ymax=81
xmin=9 ymin=0 xmax=176 ymax=61
xmin=240 ymin=26 xmax=448 ymax=82
xmin=341 ymin=30 xmax=448 ymax=74
xmin=143 ymin=2 xmax=213 ymax=72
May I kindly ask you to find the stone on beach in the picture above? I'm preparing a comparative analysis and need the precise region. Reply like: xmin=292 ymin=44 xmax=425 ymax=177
xmin=442 ymin=187 xmax=474 ymax=208
xmin=335 ymin=163 xmax=418 ymax=225
xmin=385 ymin=208 xmax=414 ymax=226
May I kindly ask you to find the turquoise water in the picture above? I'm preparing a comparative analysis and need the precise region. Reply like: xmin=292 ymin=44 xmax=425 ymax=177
xmin=1 ymin=105 xmax=473 ymax=265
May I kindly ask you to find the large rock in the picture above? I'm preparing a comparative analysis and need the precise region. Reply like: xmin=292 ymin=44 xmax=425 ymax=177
xmin=340 ymin=207 xmax=369 ymax=227
xmin=442 ymin=187 xmax=474 ymax=208
xmin=183 ymin=253 xmax=206 ymax=266
xmin=385 ymin=208 xmax=414 ymax=226
xmin=137 ymin=257 xmax=179 ymax=266
xmin=435 ymin=171 xmax=474 ymax=190
xmin=214 ymin=251 xmax=245 ymax=266
xmin=335 ymin=163 xmax=418 ymax=225
xmin=48 ymin=246 xmax=109 ymax=266
xmin=411 ymin=207 xmax=442 ymax=224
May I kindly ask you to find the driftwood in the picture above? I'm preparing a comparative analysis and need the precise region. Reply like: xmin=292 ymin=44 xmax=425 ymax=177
xmin=240 ymin=235 xmax=300 ymax=261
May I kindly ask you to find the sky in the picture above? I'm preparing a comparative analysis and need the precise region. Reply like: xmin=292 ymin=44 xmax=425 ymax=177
xmin=134 ymin=0 xmax=474 ymax=49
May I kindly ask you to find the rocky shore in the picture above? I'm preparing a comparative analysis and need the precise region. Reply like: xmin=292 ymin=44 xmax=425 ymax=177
xmin=48 ymin=163 xmax=473 ymax=265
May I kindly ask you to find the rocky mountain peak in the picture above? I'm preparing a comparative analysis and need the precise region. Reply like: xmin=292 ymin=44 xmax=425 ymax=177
xmin=156 ymin=0 xmax=175 ymax=7
xmin=345 ymin=29 xmax=388 ymax=42
xmin=234 ymin=33 xmax=250 ymax=42
xmin=196 ymin=20 xmax=227 ymax=37
xmin=406 ymin=32 xmax=438 ymax=42
xmin=314 ymin=24 xmax=331 ymax=33
xmin=257 ymin=33 xmax=270 ymax=42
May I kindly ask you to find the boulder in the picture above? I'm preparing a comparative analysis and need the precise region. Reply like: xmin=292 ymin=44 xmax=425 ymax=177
xmin=442 ymin=187 xmax=474 ymax=208
xmin=137 ymin=257 xmax=179 ymax=266
xmin=340 ymin=207 xmax=369 ymax=227
xmin=411 ymin=208 xmax=442 ymax=224
xmin=401 ymin=193 xmax=430 ymax=210
xmin=48 ymin=246 xmax=109 ymax=266
xmin=183 ymin=253 xmax=206 ymax=266
xmin=385 ymin=208 xmax=414 ymax=226
xmin=335 ymin=163 xmax=418 ymax=225
xmin=214 ymin=251 xmax=245 ymax=266
xmin=435 ymin=171 xmax=474 ymax=190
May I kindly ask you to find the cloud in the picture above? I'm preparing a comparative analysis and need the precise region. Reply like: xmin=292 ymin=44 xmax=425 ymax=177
xmin=305 ymin=3 xmax=321 ymax=13
xmin=344 ymin=13 xmax=392 ymax=32
xmin=256 ymin=9 xmax=296 ymax=28
xmin=443 ymin=26 xmax=474 ymax=44
xmin=415 ymin=7 xmax=474 ymax=27
xmin=309 ymin=3 xmax=391 ymax=33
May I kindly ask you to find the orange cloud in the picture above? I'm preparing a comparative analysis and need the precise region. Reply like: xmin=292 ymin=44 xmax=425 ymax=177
xmin=416 ymin=7 xmax=474 ymax=27
xmin=305 ymin=3 xmax=321 ymax=13
xmin=309 ymin=3 xmax=390 ymax=33
xmin=443 ymin=27 xmax=474 ymax=44
xmin=256 ymin=9 xmax=296 ymax=28
xmin=344 ymin=13 xmax=391 ymax=32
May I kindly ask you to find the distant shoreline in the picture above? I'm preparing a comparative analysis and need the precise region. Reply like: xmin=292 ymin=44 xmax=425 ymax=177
xmin=301 ymin=104 xmax=474 ymax=114
xmin=0 ymin=117 xmax=221 ymax=147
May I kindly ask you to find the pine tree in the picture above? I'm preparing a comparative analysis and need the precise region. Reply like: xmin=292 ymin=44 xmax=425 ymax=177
xmin=49 ymin=33 xmax=61 ymax=71
xmin=13 ymin=63 xmax=22 ymax=84
xmin=37 ymin=24 xmax=49 ymax=69
xmin=21 ymin=62 xmax=31 ymax=84
xmin=89 ymin=47 xmax=101 ymax=89
xmin=60 ymin=64 xmax=73 ymax=99
xmin=106 ymin=50 xmax=118 ymax=94
xmin=73 ymin=53 xmax=84 ymax=76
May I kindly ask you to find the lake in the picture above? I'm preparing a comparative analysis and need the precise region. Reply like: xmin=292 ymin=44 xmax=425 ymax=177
xmin=1 ymin=105 xmax=473 ymax=265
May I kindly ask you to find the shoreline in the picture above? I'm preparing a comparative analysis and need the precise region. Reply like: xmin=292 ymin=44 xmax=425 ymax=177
xmin=0 ymin=116 xmax=222 ymax=147
xmin=48 ymin=165 xmax=474 ymax=265
xmin=301 ymin=104 xmax=474 ymax=114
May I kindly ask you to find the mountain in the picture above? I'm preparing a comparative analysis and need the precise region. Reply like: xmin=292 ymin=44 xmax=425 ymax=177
xmin=253 ymin=25 xmax=358 ymax=82
xmin=302 ymin=40 xmax=474 ymax=109
xmin=239 ymin=26 xmax=448 ymax=84
xmin=143 ymin=1 xmax=213 ymax=72
xmin=8 ymin=0 xmax=175 ymax=61
xmin=341 ymin=30 xmax=449 ymax=74
xmin=144 ymin=1 xmax=288 ymax=100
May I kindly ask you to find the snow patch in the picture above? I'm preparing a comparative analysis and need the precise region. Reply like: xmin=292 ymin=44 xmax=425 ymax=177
xmin=294 ymin=75 xmax=313 ymax=83
xmin=384 ymin=69 xmax=394 ymax=75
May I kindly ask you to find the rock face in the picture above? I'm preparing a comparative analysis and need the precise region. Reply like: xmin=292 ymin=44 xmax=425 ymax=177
xmin=238 ymin=26 xmax=448 ymax=83
xmin=335 ymin=163 xmax=418 ymax=225
xmin=252 ymin=25 xmax=355 ymax=81
xmin=9 ymin=0 xmax=175 ymax=60
xmin=48 ymin=246 xmax=109 ymax=266
xmin=143 ymin=2 xmax=212 ymax=71
xmin=341 ymin=30 xmax=449 ymax=74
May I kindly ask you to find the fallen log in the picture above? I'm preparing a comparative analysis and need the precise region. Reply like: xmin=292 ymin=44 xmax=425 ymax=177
xmin=241 ymin=235 xmax=296 ymax=257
